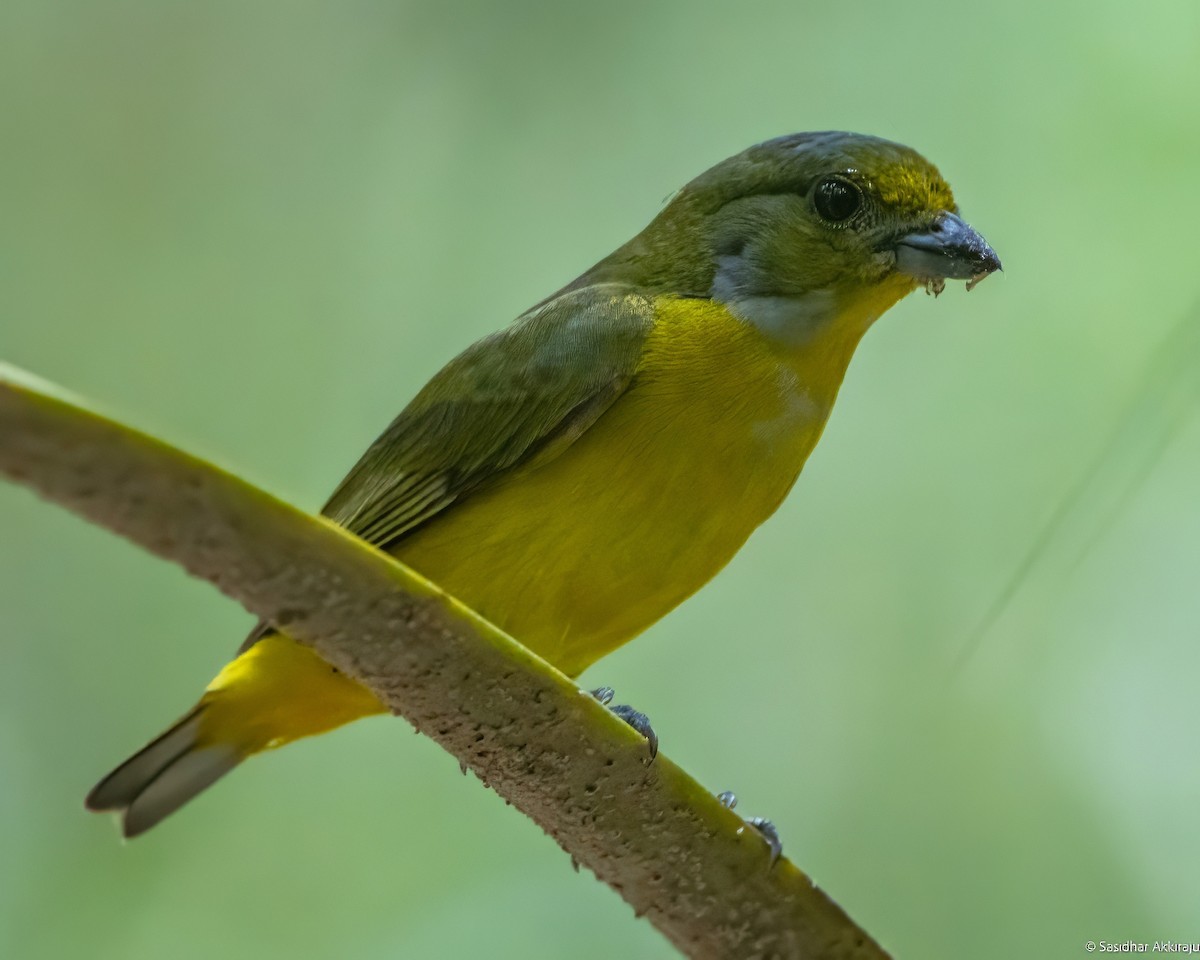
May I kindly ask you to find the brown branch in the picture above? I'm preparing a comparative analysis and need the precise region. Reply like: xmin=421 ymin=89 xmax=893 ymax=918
xmin=0 ymin=364 xmax=891 ymax=960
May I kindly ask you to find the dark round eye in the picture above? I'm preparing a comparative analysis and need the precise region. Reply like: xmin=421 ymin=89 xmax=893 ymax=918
xmin=813 ymin=176 xmax=862 ymax=223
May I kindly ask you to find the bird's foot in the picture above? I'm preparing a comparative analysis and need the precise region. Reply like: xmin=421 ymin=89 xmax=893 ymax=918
xmin=717 ymin=790 xmax=783 ymax=867
xmin=590 ymin=686 xmax=658 ymax=760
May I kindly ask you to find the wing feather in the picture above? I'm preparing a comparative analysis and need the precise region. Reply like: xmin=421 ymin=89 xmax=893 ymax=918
xmin=321 ymin=284 xmax=653 ymax=549
xmin=237 ymin=284 xmax=654 ymax=653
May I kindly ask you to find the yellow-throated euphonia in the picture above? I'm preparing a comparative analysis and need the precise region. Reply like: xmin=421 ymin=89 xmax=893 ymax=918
xmin=87 ymin=131 xmax=1000 ymax=836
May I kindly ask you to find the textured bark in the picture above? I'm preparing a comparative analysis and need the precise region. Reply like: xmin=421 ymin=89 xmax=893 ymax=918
xmin=0 ymin=364 xmax=891 ymax=960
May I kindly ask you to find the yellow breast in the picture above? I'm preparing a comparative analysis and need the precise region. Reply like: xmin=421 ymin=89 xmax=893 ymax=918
xmin=391 ymin=294 xmax=875 ymax=677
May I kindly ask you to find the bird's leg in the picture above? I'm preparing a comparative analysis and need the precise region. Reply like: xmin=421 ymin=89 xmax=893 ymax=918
xmin=717 ymin=790 xmax=783 ymax=867
xmin=589 ymin=687 xmax=658 ymax=760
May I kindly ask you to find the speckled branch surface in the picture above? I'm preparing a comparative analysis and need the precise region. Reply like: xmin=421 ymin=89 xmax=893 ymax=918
xmin=0 ymin=365 xmax=890 ymax=960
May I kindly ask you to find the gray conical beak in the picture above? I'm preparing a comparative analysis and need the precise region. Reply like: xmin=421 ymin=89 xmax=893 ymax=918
xmin=895 ymin=212 xmax=1001 ymax=290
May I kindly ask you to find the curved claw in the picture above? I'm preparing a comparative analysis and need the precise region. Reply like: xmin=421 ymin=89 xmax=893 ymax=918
xmin=717 ymin=789 xmax=783 ymax=867
xmin=589 ymin=687 xmax=657 ymax=760
xmin=609 ymin=704 xmax=658 ymax=760
xmin=747 ymin=816 xmax=783 ymax=868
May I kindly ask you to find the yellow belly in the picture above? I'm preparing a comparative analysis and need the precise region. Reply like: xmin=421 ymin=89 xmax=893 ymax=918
xmin=200 ymin=292 xmax=884 ymax=751
xmin=392 ymin=297 xmax=837 ymax=675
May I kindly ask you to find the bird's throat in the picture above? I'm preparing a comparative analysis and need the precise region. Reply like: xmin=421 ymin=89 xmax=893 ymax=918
xmin=710 ymin=273 xmax=917 ymax=411
xmin=718 ymin=273 xmax=915 ymax=350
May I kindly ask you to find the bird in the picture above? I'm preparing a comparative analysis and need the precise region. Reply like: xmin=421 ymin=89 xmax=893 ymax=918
xmin=86 ymin=131 xmax=1000 ymax=837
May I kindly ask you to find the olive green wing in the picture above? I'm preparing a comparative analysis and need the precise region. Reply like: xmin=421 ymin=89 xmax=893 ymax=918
xmin=322 ymin=284 xmax=653 ymax=549
xmin=237 ymin=285 xmax=652 ymax=654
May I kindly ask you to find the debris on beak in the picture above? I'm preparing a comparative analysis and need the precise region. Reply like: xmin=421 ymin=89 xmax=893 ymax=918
xmin=897 ymin=212 xmax=1001 ymax=292
xmin=964 ymin=271 xmax=992 ymax=293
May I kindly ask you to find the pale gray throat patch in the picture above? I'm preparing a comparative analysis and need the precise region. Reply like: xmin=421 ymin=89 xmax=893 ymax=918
xmin=711 ymin=254 xmax=838 ymax=347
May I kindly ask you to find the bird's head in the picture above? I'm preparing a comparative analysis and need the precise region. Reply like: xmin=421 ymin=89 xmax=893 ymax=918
xmin=580 ymin=132 xmax=1000 ymax=341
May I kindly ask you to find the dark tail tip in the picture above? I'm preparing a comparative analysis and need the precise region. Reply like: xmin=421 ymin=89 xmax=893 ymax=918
xmin=87 ymin=708 xmax=241 ymax=837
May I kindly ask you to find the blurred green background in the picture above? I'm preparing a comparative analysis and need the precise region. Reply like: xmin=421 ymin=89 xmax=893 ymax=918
xmin=2 ymin=1 xmax=1198 ymax=957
